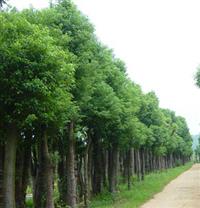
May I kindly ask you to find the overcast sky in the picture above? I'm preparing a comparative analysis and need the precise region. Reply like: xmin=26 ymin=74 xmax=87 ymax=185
xmin=8 ymin=0 xmax=200 ymax=135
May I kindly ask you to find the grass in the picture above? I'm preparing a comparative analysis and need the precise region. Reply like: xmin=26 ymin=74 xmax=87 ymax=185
xmin=90 ymin=163 xmax=192 ymax=208
xmin=26 ymin=198 xmax=33 ymax=208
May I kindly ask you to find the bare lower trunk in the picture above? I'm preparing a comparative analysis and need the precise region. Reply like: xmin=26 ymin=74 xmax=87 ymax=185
xmin=127 ymin=149 xmax=131 ymax=190
xmin=149 ymin=151 xmax=153 ymax=172
xmin=108 ymin=144 xmax=119 ymax=193
xmin=77 ymin=156 xmax=83 ymax=202
xmin=58 ymin=153 xmax=67 ymax=203
xmin=136 ymin=149 xmax=141 ymax=181
xmin=92 ymin=133 xmax=102 ymax=195
xmin=153 ymin=154 xmax=156 ymax=171
xmin=141 ymin=148 xmax=145 ymax=180
xmin=3 ymin=125 xmax=17 ymax=208
xmin=83 ymin=135 xmax=91 ymax=208
xmin=15 ymin=150 xmax=24 ymax=208
xmin=15 ymin=143 xmax=31 ymax=208
xmin=102 ymin=150 xmax=108 ymax=188
xmin=170 ymin=153 xmax=173 ymax=168
xmin=130 ymin=148 xmax=135 ymax=175
xmin=145 ymin=149 xmax=150 ymax=173
xmin=34 ymin=130 xmax=54 ymax=208
xmin=87 ymin=142 xmax=93 ymax=198
xmin=84 ymin=153 xmax=89 ymax=208
xmin=66 ymin=121 xmax=77 ymax=208
xmin=31 ymin=145 xmax=37 ymax=206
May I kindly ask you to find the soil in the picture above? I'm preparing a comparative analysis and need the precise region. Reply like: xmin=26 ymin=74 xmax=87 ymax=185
xmin=140 ymin=164 xmax=200 ymax=208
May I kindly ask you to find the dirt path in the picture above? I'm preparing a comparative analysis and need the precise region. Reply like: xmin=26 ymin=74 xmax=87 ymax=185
xmin=140 ymin=164 xmax=200 ymax=208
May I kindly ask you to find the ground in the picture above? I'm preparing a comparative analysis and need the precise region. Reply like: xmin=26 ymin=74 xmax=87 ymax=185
xmin=141 ymin=164 xmax=200 ymax=208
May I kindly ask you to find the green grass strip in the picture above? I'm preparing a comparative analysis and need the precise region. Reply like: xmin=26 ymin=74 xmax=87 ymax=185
xmin=90 ymin=163 xmax=193 ymax=208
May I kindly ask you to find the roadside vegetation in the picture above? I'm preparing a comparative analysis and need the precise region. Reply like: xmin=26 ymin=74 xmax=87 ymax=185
xmin=194 ymin=136 xmax=200 ymax=162
xmin=90 ymin=163 xmax=192 ymax=208
xmin=0 ymin=1 xmax=193 ymax=208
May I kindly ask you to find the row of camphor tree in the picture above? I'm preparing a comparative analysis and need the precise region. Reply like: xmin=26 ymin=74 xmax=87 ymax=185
xmin=194 ymin=137 xmax=200 ymax=162
xmin=0 ymin=1 xmax=193 ymax=208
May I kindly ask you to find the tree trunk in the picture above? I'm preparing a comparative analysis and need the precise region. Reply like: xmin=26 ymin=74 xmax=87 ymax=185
xmin=15 ymin=143 xmax=31 ymax=208
xmin=31 ymin=145 xmax=37 ymax=206
xmin=34 ymin=130 xmax=54 ymax=208
xmin=154 ymin=156 xmax=156 ymax=170
xmin=92 ymin=132 xmax=102 ymax=195
xmin=141 ymin=148 xmax=145 ymax=180
xmin=130 ymin=148 xmax=135 ymax=175
xmin=170 ymin=153 xmax=173 ymax=168
xmin=65 ymin=121 xmax=77 ymax=208
xmin=108 ymin=144 xmax=119 ymax=193
xmin=102 ymin=149 xmax=108 ymax=188
xmin=3 ymin=125 xmax=17 ymax=208
xmin=83 ymin=153 xmax=89 ymax=208
xmin=58 ymin=153 xmax=67 ymax=203
xmin=15 ymin=149 xmax=24 ymax=208
xmin=127 ymin=149 xmax=131 ymax=190
xmin=87 ymin=141 xmax=93 ymax=198
xmin=145 ymin=149 xmax=150 ymax=173
xmin=135 ymin=149 xmax=141 ymax=181
xmin=83 ymin=135 xmax=92 ymax=208
xmin=77 ymin=155 xmax=83 ymax=202
xmin=119 ymin=152 xmax=124 ymax=177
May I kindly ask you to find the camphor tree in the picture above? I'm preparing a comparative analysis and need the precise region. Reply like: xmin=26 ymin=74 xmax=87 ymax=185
xmin=0 ymin=11 xmax=74 ymax=208
xmin=195 ymin=67 xmax=200 ymax=162
xmin=194 ymin=137 xmax=200 ymax=162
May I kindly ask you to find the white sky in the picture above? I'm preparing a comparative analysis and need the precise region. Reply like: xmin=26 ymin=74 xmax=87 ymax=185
xmin=8 ymin=0 xmax=200 ymax=135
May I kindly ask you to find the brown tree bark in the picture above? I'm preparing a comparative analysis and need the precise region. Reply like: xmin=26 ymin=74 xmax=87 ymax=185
xmin=58 ymin=153 xmax=67 ymax=203
xmin=31 ymin=145 xmax=37 ymax=206
xmin=65 ymin=121 xmax=77 ymax=208
xmin=92 ymin=132 xmax=102 ymax=195
xmin=87 ymin=141 xmax=93 ymax=198
xmin=15 ymin=143 xmax=31 ymax=208
xmin=77 ymin=155 xmax=84 ymax=202
xmin=135 ymin=149 xmax=141 ymax=181
xmin=3 ymin=125 xmax=17 ymax=208
xmin=34 ymin=130 xmax=54 ymax=208
xmin=83 ymin=135 xmax=92 ymax=208
xmin=130 ymin=148 xmax=135 ymax=175
xmin=127 ymin=149 xmax=131 ymax=190
xmin=102 ymin=149 xmax=108 ymax=188
xmin=145 ymin=149 xmax=150 ymax=173
xmin=15 ymin=150 xmax=23 ymax=208
xmin=149 ymin=151 xmax=153 ymax=172
xmin=170 ymin=153 xmax=173 ymax=168
xmin=83 ymin=152 xmax=89 ymax=208
xmin=141 ymin=148 xmax=145 ymax=180
xmin=108 ymin=144 xmax=119 ymax=193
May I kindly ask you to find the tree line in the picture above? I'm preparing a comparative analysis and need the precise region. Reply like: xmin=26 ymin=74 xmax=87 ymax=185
xmin=194 ymin=137 xmax=200 ymax=162
xmin=0 ymin=1 xmax=192 ymax=208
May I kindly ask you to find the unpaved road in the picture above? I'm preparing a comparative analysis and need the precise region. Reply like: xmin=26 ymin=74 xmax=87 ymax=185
xmin=141 ymin=164 xmax=200 ymax=208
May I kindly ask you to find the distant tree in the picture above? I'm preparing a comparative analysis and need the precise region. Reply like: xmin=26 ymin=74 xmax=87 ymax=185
xmin=194 ymin=137 xmax=200 ymax=162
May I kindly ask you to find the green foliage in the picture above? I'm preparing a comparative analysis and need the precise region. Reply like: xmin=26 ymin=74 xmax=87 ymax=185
xmin=5 ymin=0 xmax=192 ymax=158
xmin=0 ymin=11 xmax=75 ymax=129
